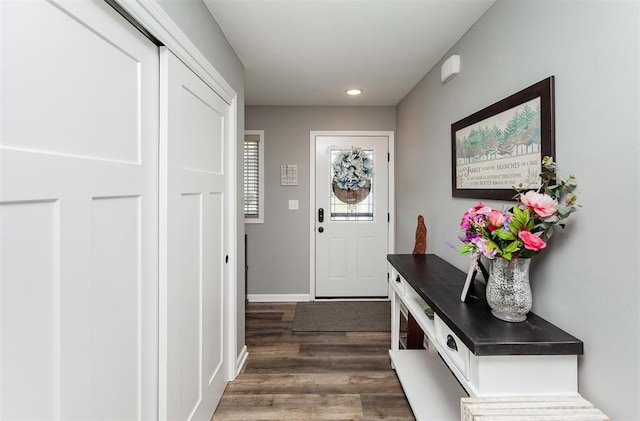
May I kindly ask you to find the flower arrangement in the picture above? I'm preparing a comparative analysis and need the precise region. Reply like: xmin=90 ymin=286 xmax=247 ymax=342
xmin=458 ymin=157 xmax=578 ymax=260
xmin=332 ymin=147 xmax=373 ymax=191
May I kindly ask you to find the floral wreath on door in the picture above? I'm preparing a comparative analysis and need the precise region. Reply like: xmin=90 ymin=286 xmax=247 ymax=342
xmin=331 ymin=147 xmax=374 ymax=204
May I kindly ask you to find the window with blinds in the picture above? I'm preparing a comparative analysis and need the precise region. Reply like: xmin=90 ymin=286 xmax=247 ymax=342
xmin=244 ymin=131 xmax=264 ymax=223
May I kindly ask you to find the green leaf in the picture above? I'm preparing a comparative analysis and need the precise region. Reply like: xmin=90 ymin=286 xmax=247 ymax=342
xmin=526 ymin=217 xmax=536 ymax=230
xmin=512 ymin=204 xmax=522 ymax=218
xmin=458 ymin=244 xmax=473 ymax=254
xmin=519 ymin=249 xmax=537 ymax=258
xmin=510 ymin=219 xmax=523 ymax=232
xmin=494 ymin=229 xmax=516 ymax=240
xmin=535 ymin=222 xmax=550 ymax=230
xmin=504 ymin=240 xmax=520 ymax=253
xmin=512 ymin=205 xmax=529 ymax=225
xmin=547 ymin=225 xmax=555 ymax=237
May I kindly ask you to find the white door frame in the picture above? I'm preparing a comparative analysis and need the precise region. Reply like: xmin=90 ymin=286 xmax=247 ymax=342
xmin=309 ymin=131 xmax=395 ymax=301
xmin=114 ymin=0 xmax=242 ymax=386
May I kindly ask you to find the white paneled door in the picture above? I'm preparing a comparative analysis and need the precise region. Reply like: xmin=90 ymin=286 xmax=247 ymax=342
xmin=160 ymin=48 xmax=230 ymax=421
xmin=314 ymin=135 xmax=389 ymax=298
xmin=0 ymin=0 xmax=159 ymax=419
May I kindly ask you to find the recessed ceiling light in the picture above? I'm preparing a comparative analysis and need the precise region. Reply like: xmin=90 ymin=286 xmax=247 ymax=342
xmin=346 ymin=89 xmax=363 ymax=96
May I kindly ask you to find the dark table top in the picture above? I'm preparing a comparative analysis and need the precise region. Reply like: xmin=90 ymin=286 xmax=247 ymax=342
xmin=387 ymin=254 xmax=583 ymax=356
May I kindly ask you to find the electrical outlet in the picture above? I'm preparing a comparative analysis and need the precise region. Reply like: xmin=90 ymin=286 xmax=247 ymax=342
xmin=288 ymin=200 xmax=299 ymax=210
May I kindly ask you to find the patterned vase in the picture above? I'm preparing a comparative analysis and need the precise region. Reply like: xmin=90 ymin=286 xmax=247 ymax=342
xmin=486 ymin=257 xmax=532 ymax=322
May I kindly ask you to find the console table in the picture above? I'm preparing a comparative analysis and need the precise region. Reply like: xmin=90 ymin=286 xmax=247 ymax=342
xmin=387 ymin=254 xmax=583 ymax=420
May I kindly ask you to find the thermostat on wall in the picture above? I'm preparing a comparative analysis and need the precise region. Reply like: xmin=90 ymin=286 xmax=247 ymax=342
xmin=441 ymin=55 xmax=460 ymax=83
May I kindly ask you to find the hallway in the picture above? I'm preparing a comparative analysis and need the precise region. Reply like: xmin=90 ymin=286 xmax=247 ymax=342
xmin=213 ymin=302 xmax=414 ymax=420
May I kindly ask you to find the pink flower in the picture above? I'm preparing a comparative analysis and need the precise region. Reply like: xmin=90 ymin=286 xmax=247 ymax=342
xmin=518 ymin=231 xmax=547 ymax=251
xmin=471 ymin=236 xmax=497 ymax=258
xmin=488 ymin=210 xmax=506 ymax=228
xmin=470 ymin=202 xmax=486 ymax=212
xmin=475 ymin=206 xmax=492 ymax=216
xmin=521 ymin=191 xmax=557 ymax=218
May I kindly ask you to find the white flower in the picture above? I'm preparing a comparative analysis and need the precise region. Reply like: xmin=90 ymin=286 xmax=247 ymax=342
xmin=332 ymin=147 xmax=374 ymax=191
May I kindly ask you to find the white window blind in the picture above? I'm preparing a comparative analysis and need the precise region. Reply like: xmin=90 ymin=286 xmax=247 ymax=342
xmin=244 ymin=131 xmax=264 ymax=223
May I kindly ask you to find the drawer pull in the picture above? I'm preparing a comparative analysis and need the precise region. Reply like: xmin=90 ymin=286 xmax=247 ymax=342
xmin=395 ymin=275 xmax=401 ymax=283
xmin=446 ymin=334 xmax=458 ymax=352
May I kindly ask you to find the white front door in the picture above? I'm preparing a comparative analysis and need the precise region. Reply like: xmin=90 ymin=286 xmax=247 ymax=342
xmin=314 ymin=134 xmax=390 ymax=298
xmin=0 ymin=0 xmax=159 ymax=418
xmin=160 ymin=48 xmax=229 ymax=421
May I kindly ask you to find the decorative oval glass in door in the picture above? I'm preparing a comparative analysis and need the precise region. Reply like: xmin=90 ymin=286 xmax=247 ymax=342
xmin=330 ymin=147 xmax=374 ymax=221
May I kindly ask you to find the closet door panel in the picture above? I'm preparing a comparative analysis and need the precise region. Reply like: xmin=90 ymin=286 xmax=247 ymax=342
xmin=0 ymin=1 xmax=159 ymax=419
xmin=161 ymin=47 xmax=230 ymax=421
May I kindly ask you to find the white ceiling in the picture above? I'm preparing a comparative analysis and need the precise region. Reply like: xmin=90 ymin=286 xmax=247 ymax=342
xmin=203 ymin=0 xmax=495 ymax=106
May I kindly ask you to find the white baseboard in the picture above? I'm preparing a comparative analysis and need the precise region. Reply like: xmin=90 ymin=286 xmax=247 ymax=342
xmin=247 ymin=294 xmax=310 ymax=302
xmin=314 ymin=297 xmax=390 ymax=301
xmin=234 ymin=345 xmax=248 ymax=378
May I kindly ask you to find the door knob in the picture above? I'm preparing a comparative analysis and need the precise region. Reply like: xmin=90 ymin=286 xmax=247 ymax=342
xmin=318 ymin=227 xmax=324 ymax=233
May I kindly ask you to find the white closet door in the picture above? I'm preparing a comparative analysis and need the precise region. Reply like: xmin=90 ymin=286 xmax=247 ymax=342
xmin=0 ymin=0 xmax=159 ymax=420
xmin=160 ymin=48 xmax=230 ymax=421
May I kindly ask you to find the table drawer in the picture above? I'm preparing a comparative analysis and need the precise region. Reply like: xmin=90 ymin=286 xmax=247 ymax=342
xmin=390 ymin=268 xmax=405 ymax=296
xmin=435 ymin=315 xmax=470 ymax=379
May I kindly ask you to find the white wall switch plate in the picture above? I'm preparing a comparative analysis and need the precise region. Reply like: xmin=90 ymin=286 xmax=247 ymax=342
xmin=288 ymin=199 xmax=299 ymax=210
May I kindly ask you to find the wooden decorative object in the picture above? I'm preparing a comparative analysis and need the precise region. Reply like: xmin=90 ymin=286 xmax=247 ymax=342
xmin=408 ymin=215 xmax=429 ymax=348
xmin=332 ymin=180 xmax=371 ymax=204
xmin=412 ymin=215 xmax=427 ymax=254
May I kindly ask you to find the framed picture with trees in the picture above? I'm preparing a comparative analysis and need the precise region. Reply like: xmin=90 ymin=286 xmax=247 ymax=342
xmin=451 ymin=77 xmax=555 ymax=201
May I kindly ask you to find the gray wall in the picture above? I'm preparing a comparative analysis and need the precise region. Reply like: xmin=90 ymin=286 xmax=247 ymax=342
xmin=245 ymin=106 xmax=396 ymax=296
xmin=156 ymin=0 xmax=247 ymax=358
xmin=395 ymin=1 xmax=639 ymax=419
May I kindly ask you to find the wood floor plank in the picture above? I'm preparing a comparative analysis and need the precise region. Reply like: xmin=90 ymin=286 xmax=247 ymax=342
xmin=244 ymin=355 xmax=392 ymax=374
xmin=346 ymin=332 xmax=392 ymax=342
xmin=223 ymin=373 xmax=405 ymax=395
xmin=213 ymin=302 xmax=415 ymax=421
xmin=281 ymin=309 xmax=296 ymax=322
xmin=245 ymin=332 xmax=350 ymax=345
xmin=247 ymin=312 xmax=285 ymax=321
xmin=248 ymin=343 xmax=300 ymax=356
xmin=298 ymin=343 xmax=389 ymax=357
xmin=246 ymin=318 xmax=293 ymax=330
xmin=213 ymin=394 xmax=365 ymax=421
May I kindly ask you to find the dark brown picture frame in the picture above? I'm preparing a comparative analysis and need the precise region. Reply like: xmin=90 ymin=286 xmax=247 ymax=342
xmin=451 ymin=77 xmax=555 ymax=201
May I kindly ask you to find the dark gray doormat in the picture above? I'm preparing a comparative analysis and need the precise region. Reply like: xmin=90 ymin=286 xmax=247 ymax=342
xmin=292 ymin=301 xmax=391 ymax=332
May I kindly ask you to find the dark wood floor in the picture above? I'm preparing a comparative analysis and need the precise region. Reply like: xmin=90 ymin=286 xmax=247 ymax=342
xmin=212 ymin=302 xmax=415 ymax=421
